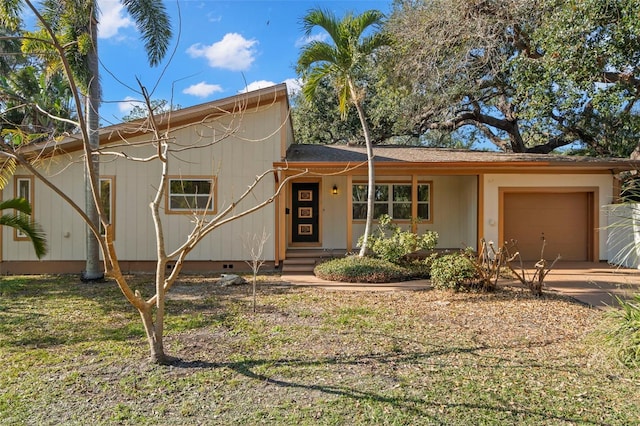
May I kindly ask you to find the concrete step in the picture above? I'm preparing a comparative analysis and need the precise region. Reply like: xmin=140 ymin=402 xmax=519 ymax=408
xmin=282 ymin=256 xmax=318 ymax=273
xmin=281 ymin=263 xmax=316 ymax=273
xmin=284 ymin=258 xmax=317 ymax=265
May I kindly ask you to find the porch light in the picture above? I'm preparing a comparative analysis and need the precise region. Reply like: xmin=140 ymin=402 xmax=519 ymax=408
xmin=332 ymin=184 xmax=338 ymax=195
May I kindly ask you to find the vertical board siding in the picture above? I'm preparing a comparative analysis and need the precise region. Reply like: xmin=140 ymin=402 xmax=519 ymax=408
xmin=5 ymin=99 xmax=288 ymax=263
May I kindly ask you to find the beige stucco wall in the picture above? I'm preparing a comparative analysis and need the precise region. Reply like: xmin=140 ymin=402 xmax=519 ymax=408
xmin=482 ymin=173 xmax=615 ymax=260
xmin=3 ymin=101 xmax=289 ymax=263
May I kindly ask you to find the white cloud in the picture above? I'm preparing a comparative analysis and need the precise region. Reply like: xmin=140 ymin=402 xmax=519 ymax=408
xmin=182 ymin=82 xmax=224 ymax=98
xmin=186 ymin=33 xmax=258 ymax=71
xmin=294 ymin=33 xmax=329 ymax=48
xmin=239 ymin=79 xmax=302 ymax=95
xmin=239 ymin=80 xmax=276 ymax=93
xmin=117 ymin=96 xmax=140 ymax=114
xmin=284 ymin=78 xmax=303 ymax=96
xmin=97 ymin=0 xmax=134 ymax=39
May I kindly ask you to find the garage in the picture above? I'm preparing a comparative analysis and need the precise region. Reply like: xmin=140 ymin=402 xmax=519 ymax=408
xmin=502 ymin=191 xmax=594 ymax=261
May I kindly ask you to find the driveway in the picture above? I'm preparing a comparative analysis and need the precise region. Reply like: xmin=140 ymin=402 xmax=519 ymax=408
xmin=535 ymin=261 xmax=640 ymax=308
xmin=282 ymin=261 xmax=640 ymax=309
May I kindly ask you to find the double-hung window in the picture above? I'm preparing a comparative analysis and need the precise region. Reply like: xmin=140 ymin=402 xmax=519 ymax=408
xmin=352 ymin=182 xmax=431 ymax=221
xmin=168 ymin=178 xmax=216 ymax=213
xmin=417 ymin=183 xmax=431 ymax=221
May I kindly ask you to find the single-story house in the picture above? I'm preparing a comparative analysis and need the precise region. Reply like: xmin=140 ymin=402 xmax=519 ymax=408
xmin=2 ymin=83 xmax=639 ymax=274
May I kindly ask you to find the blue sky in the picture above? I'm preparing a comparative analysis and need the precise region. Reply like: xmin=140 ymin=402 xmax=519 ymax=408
xmin=95 ymin=0 xmax=391 ymax=125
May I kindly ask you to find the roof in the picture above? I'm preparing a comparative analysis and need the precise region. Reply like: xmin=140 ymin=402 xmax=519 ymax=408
xmin=22 ymin=83 xmax=290 ymax=156
xmin=280 ymin=144 xmax=640 ymax=172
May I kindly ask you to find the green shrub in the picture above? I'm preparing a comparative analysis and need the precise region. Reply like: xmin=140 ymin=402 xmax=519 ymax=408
xmin=405 ymin=258 xmax=433 ymax=279
xmin=314 ymin=255 xmax=410 ymax=283
xmin=430 ymin=252 xmax=480 ymax=291
xmin=605 ymin=294 xmax=640 ymax=368
xmin=358 ymin=214 xmax=438 ymax=264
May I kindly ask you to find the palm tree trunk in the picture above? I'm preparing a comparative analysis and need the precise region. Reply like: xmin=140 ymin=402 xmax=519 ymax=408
xmin=352 ymin=94 xmax=375 ymax=257
xmin=83 ymin=15 xmax=103 ymax=281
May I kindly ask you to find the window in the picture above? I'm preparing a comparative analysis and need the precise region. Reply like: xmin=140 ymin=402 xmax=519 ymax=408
xmin=168 ymin=178 xmax=216 ymax=213
xmin=392 ymin=185 xmax=412 ymax=219
xmin=100 ymin=177 xmax=114 ymax=237
xmin=352 ymin=182 xmax=431 ymax=221
xmin=15 ymin=176 xmax=33 ymax=239
xmin=417 ymin=183 xmax=431 ymax=221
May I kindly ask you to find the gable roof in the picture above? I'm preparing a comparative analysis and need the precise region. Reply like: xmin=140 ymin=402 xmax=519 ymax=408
xmin=280 ymin=144 xmax=640 ymax=173
xmin=21 ymin=83 xmax=290 ymax=157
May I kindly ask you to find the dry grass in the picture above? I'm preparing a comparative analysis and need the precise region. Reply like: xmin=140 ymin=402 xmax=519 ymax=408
xmin=1 ymin=274 xmax=639 ymax=425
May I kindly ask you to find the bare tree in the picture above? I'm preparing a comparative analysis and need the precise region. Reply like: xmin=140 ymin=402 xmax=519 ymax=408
xmin=0 ymin=6 xmax=308 ymax=364
xmin=504 ymin=238 xmax=561 ymax=296
xmin=244 ymin=228 xmax=270 ymax=313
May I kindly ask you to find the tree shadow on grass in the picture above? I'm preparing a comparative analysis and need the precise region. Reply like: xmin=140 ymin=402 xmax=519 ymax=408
xmin=0 ymin=275 xmax=300 ymax=348
xmin=168 ymin=340 xmax=608 ymax=426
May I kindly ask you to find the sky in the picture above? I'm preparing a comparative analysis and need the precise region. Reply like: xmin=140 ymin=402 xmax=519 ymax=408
xmin=93 ymin=0 xmax=391 ymax=126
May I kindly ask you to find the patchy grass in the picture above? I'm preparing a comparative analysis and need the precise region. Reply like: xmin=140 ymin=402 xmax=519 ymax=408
xmin=1 ymin=274 xmax=639 ymax=425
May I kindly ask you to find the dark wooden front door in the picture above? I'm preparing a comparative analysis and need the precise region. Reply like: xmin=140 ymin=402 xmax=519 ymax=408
xmin=292 ymin=182 xmax=319 ymax=244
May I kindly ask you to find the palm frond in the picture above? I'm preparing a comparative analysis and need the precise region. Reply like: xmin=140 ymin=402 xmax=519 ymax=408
xmin=0 ymin=197 xmax=32 ymax=215
xmin=297 ymin=8 xmax=386 ymax=120
xmin=360 ymin=32 xmax=391 ymax=56
xmin=0 ymin=0 xmax=23 ymax=31
xmin=350 ymin=9 xmax=385 ymax=36
xmin=0 ymin=210 xmax=48 ymax=259
xmin=302 ymin=63 xmax=334 ymax=101
xmin=297 ymin=42 xmax=339 ymax=72
xmin=338 ymin=82 xmax=351 ymax=120
xmin=0 ymin=157 xmax=17 ymax=191
xmin=301 ymin=8 xmax=341 ymax=42
xmin=123 ymin=0 xmax=173 ymax=66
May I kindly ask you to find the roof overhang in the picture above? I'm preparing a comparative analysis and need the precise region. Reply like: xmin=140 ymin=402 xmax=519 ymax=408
xmin=274 ymin=144 xmax=640 ymax=175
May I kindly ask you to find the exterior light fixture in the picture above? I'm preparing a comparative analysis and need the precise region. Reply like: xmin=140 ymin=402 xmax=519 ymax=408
xmin=332 ymin=184 xmax=338 ymax=195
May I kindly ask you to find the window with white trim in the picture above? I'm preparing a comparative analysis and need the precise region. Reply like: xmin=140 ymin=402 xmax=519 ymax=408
xmin=15 ymin=176 xmax=33 ymax=239
xmin=352 ymin=182 xmax=431 ymax=221
xmin=168 ymin=178 xmax=216 ymax=213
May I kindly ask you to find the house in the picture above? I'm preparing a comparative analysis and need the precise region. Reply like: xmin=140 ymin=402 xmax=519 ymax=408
xmin=2 ymin=83 xmax=639 ymax=274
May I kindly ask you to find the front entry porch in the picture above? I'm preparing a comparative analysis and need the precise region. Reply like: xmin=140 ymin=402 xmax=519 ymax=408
xmin=281 ymin=248 xmax=347 ymax=274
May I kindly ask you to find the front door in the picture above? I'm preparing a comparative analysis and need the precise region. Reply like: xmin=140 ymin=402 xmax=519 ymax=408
xmin=292 ymin=182 xmax=319 ymax=244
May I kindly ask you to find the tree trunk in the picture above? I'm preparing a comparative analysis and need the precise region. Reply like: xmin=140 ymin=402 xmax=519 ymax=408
xmin=352 ymin=94 xmax=375 ymax=257
xmin=138 ymin=304 xmax=172 ymax=364
xmin=83 ymin=17 xmax=103 ymax=281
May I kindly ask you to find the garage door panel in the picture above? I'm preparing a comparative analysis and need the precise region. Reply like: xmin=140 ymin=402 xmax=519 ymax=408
xmin=503 ymin=192 xmax=590 ymax=261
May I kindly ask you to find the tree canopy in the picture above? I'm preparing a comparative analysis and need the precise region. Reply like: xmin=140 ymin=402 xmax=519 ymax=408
xmin=385 ymin=0 xmax=640 ymax=155
xmin=293 ymin=0 xmax=640 ymax=157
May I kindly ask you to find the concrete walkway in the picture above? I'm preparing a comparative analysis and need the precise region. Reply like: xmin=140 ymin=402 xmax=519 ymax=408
xmin=281 ymin=262 xmax=640 ymax=309
xmin=535 ymin=262 xmax=640 ymax=308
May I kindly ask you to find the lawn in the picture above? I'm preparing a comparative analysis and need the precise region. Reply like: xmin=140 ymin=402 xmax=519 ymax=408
xmin=1 ymin=274 xmax=639 ymax=425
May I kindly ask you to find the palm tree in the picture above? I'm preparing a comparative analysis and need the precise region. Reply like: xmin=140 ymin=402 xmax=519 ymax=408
xmin=0 ymin=63 xmax=76 ymax=138
xmin=0 ymin=198 xmax=47 ymax=259
xmin=5 ymin=0 xmax=172 ymax=280
xmin=297 ymin=8 xmax=388 ymax=257
xmin=81 ymin=0 xmax=171 ymax=281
